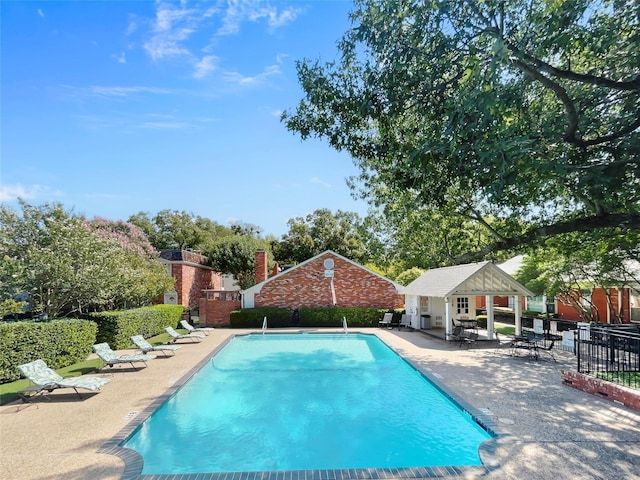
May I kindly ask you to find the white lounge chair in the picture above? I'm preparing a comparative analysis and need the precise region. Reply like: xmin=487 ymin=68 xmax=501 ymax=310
xmin=17 ymin=359 xmax=111 ymax=401
xmin=93 ymin=343 xmax=155 ymax=370
xmin=165 ymin=326 xmax=205 ymax=343
xmin=130 ymin=335 xmax=181 ymax=357
xmin=180 ymin=320 xmax=215 ymax=336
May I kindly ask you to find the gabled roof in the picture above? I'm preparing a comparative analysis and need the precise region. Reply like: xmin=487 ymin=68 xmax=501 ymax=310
xmin=242 ymin=250 xmax=403 ymax=295
xmin=403 ymin=261 xmax=534 ymax=298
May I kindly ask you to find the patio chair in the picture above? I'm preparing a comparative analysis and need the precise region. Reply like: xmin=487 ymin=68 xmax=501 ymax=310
xmin=93 ymin=342 xmax=156 ymax=370
xmin=130 ymin=335 xmax=181 ymax=357
xmin=180 ymin=319 xmax=215 ymax=336
xmin=16 ymin=359 xmax=111 ymax=402
xmin=165 ymin=326 xmax=205 ymax=343
xmin=464 ymin=332 xmax=479 ymax=349
xmin=378 ymin=312 xmax=393 ymax=328
xmin=538 ymin=340 xmax=557 ymax=362
xmin=494 ymin=331 xmax=514 ymax=355
xmin=446 ymin=325 xmax=466 ymax=345
xmin=399 ymin=314 xmax=413 ymax=330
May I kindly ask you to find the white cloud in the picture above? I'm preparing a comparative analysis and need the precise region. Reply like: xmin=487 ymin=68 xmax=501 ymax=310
xmin=88 ymin=85 xmax=171 ymax=97
xmin=271 ymin=109 xmax=282 ymax=117
xmin=193 ymin=55 xmax=218 ymax=79
xmin=222 ymin=63 xmax=281 ymax=86
xmin=143 ymin=2 xmax=201 ymax=61
xmin=311 ymin=177 xmax=332 ymax=188
xmin=37 ymin=8 xmax=44 ymax=18
xmin=112 ymin=52 xmax=126 ymax=64
xmin=0 ymin=184 xmax=60 ymax=202
xmin=219 ymin=3 xmax=302 ymax=36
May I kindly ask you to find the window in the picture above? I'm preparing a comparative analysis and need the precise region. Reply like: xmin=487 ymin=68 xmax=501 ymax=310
xmin=456 ymin=297 xmax=469 ymax=315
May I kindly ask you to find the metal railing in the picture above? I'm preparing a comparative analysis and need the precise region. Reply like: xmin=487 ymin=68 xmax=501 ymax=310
xmin=576 ymin=325 xmax=640 ymax=390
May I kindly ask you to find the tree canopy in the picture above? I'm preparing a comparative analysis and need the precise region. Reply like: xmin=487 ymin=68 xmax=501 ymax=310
xmin=0 ymin=201 xmax=173 ymax=317
xmin=128 ymin=209 xmax=231 ymax=252
xmin=206 ymin=235 xmax=273 ymax=290
xmin=284 ymin=0 xmax=639 ymax=263
xmin=271 ymin=208 xmax=367 ymax=264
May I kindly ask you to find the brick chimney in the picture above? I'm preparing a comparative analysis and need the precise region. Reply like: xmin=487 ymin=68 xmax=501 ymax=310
xmin=255 ymin=250 xmax=268 ymax=284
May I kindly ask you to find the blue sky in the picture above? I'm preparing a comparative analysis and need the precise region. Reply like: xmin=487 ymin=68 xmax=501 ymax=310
xmin=1 ymin=0 xmax=368 ymax=237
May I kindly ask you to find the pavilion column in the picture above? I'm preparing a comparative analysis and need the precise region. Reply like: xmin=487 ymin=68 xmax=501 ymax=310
xmin=514 ymin=296 xmax=522 ymax=335
xmin=445 ymin=297 xmax=452 ymax=338
xmin=486 ymin=296 xmax=494 ymax=340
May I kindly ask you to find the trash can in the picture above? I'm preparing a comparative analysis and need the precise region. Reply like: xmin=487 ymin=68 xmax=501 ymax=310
xmin=420 ymin=314 xmax=431 ymax=330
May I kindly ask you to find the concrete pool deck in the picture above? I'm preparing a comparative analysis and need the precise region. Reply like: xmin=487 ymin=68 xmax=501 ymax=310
xmin=1 ymin=328 xmax=638 ymax=480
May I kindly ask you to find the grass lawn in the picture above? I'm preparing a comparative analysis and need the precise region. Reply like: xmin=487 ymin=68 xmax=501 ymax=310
xmin=495 ymin=325 xmax=516 ymax=336
xmin=0 ymin=331 xmax=178 ymax=406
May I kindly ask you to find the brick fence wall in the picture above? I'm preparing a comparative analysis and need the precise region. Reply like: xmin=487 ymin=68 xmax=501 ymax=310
xmin=199 ymin=297 xmax=241 ymax=326
xmin=561 ymin=370 xmax=640 ymax=411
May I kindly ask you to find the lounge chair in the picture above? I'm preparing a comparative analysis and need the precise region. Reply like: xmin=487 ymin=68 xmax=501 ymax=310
xmin=378 ymin=312 xmax=393 ymax=328
xmin=165 ymin=326 xmax=205 ymax=343
xmin=17 ymin=359 xmax=111 ymax=402
xmin=180 ymin=320 xmax=215 ymax=336
xmin=130 ymin=335 xmax=181 ymax=357
xmin=93 ymin=342 xmax=155 ymax=370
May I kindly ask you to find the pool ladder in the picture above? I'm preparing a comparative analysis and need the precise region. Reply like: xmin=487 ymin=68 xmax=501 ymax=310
xmin=262 ymin=316 xmax=267 ymax=335
xmin=342 ymin=316 xmax=348 ymax=335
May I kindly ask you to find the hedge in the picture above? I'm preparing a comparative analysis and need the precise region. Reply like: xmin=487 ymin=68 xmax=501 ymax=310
xmin=89 ymin=304 xmax=184 ymax=349
xmin=0 ymin=319 xmax=97 ymax=383
xmin=230 ymin=307 xmax=403 ymax=328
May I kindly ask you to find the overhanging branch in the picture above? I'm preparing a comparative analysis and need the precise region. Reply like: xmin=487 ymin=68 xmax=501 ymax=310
xmin=453 ymin=212 xmax=640 ymax=264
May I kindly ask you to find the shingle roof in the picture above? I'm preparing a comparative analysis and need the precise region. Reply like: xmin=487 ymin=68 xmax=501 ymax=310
xmin=402 ymin=261 xmax=534 ymax=297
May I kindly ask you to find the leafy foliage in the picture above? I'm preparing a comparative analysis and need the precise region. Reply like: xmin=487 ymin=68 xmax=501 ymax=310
xmin=0 ymin=201 xmax=173 ymax=317
xmin=128 ymin=209 xmax=232 ymax=252
xmin=0 ymin=319 xmax=97 ymax=383
xmin=272 ymin=208 xmax=367 ymax=264
xmin=206 ymin=235 xmax=273 ymax=289
xmin=394 ymin=267 xmax=425 ymax=286
xmin=90 ymin=304 xmax=184 ymax=348
xmin=284 ymin=0 xmax=640 ymax=263
xmin=515 ymin=231 xmax=640 ymax=322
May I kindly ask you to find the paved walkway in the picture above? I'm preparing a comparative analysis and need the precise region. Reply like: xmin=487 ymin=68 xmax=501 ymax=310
xmin=1 ymin=329 xmax=638 ymax=480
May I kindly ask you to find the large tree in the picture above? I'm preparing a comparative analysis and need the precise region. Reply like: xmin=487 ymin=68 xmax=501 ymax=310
xmin=206 ymin=235 xmax=273 ymax=290
xmin=128 ymin=210 xmax=231 ymax=252
xmin=284 ymin=0 xmax=639 ymax=263
xmin=272 ymin=208 xmax=367 ymax=264
xmin=515 ymin=230 xmax=640 ymax=322
xmin=0 ymin=201 xmax=173 ymax=317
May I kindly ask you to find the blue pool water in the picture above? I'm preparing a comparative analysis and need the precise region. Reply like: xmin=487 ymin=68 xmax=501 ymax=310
xmin=123 ymin=333 xmax=492 ymax=474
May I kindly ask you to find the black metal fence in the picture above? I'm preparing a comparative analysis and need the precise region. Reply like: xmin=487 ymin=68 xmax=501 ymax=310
xmin=576 ymin=324 xmax=640 ymax=390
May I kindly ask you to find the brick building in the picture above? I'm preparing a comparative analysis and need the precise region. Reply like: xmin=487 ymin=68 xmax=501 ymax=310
xmin=242 ymin=250 xmax=404 ymax=310
xmin=157 ymin=249 xmax=221 ymax=310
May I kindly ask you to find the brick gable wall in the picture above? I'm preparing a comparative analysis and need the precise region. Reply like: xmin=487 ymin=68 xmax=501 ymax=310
xmin=254 ymin=253 xmax=403 ymax=310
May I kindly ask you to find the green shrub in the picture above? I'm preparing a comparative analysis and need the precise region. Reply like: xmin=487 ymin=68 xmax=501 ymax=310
xmin=230 ymin=307 xmax=401 ymax=328
xmin=0 ymin=319 xmax=97 ymax=383
xmin=90 ymin=304 xmax=184 ymax=349
xmin=230 ymin=308 xmax=292 ymax=328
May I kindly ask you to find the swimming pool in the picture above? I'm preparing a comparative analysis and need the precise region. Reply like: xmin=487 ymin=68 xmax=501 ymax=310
xmin=121 ymin=333 xmax=495 ymax=476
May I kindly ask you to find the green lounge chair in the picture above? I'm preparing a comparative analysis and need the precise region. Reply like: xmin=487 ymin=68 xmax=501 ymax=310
xmin=165 ymin=326 xmax=205 ymax=343
xmin=180 ymin=319 xmax=215 ymax=336
xmin=17 ymin=359 xmax=111 ymax=402
xmin=130 ymin=335 xmax=181 ymax=357
xmin=93 ymin=342 xmax=155 ymax=370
